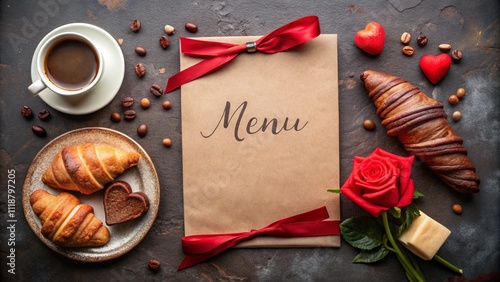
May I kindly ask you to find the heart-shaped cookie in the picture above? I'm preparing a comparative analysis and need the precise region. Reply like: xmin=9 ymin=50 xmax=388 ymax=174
xmin=104 ymin=181 xmax=149 ymax=225
xmin=420 ymin=54 xmax=452 ymax=84
xmin=354 ymin=22 xmax=385 ymax=55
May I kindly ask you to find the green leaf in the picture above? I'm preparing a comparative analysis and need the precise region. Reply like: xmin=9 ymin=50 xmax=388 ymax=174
xmin=413 ymin=190 xmax=424 ymax=199
xmin=398 ymin=204 xmax=421 ymax=236
xmin=352 ymin=245 xmax=390 ymax=263
xmin=389 ymin=207 xmax=401 ymax=218
xmin=340 ymin=216 xmax=384 ymax=250
xmin=327 ymin=189 xmax=341 ymax=194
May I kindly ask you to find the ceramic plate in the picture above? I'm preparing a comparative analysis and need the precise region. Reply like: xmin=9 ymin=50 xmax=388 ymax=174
xmin=30 ymin=23 xmax=125 ymax=115
xmin=22 ymin=127 xmax=160 ymax=262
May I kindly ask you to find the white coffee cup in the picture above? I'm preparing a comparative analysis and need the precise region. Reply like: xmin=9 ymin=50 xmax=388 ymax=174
xmin=28 ymin=32 xmax=103 ymax=96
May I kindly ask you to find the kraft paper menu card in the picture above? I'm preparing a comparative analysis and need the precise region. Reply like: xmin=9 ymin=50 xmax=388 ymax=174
xmin=180 ymin=34 xmax=340 ymax=248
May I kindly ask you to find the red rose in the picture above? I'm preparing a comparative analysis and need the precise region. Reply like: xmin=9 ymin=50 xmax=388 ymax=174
xmin=341 ymin=148 xmax=415 ymax=217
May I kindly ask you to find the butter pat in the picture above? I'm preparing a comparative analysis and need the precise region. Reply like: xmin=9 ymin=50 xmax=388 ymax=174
xmin=398 ymin=211 xmax=451 ymax=260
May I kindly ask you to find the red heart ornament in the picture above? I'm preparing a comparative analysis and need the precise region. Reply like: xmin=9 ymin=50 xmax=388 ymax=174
xmin=419 ymin=54 xmax=452 ymax=84
xmin=354 ymin=22 xmax=385 ymax=55
xmin=104 ymin=181 xmax=149 ymax=225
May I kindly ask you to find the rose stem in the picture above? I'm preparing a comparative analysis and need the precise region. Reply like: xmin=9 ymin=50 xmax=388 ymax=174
xmin=433 ymin=254 xmax=463 ymax=275
xmin=382 ymin=211 xmax=425 ymax=282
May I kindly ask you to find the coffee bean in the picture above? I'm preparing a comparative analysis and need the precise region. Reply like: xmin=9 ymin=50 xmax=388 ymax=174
xmin=135 ymin=63 xmax=146 ymax=77
xmin=452 ymin=204 xmax=463 ymax=215
xmin=164 ymin=24 xmax=175 ymax=35
xmin=110 ymin=112 xmax=122 ymax=122
xmin=363 ymin=119 xmax=376 ymax=131
xmin=150 ymin=84 xmax=163 ymax=97
xmin=185 ymin=22 xmax=198 ymax=33
xmin=122 ymin=97 xmax=134 ymax=107
xmin=162 ymin=100 xmax=172 ymax=110
xmin=402 ymin=46 xmax=414 ymax=56
xmin=137 ymin=124 xmax=148 ymax=137
xmin=38 ymin=109 xmax=51 ymax=121
xmin=439 ymin=43 xmax=451 ymax=52
xmin=451 ymin=50 xmax=462 ymax=61
xmin=400 ymin=32 xmax=411 ymax=44
xmin=148 ymin=259 xmax=161 ymax=271
xmin=21 ymin=106 xmax=33 ymax=119
xmin=159 ymin=36 xmax=170 ymax=49
xmin=32 ymin=125 xmax=47 ymax=137
xmin=135 ymin=46 xmax=147 ymax=56
xmin=417 ymin=34 xmax=428 ymax=46
xmin=124 ymin=110 xmax=137 ymax=120
xmin=130 ymin=20 xmax=141 ymax=32
xmin=140 ymin=98 xmax=151 ymax=109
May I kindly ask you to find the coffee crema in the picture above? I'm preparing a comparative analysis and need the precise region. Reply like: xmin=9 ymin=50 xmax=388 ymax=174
xmin=44 ymin=39 xmax=99 ymax=91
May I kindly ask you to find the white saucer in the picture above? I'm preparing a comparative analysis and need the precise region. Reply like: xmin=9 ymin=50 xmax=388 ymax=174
xmin=30 ymin=23 xmax=125 ymax=115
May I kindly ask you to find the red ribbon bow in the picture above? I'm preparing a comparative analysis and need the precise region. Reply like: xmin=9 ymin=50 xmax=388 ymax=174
xmin=165 ymin=15 xmax=321 ymax=93
xmin=178 ymin=206 xmax=340 ymax=270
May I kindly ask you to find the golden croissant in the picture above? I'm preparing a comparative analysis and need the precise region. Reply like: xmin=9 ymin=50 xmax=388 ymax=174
xmin=30 ymin=189 xmax=110 ymax=247
xmin=360 ymin=70 xmax=480 ymax=193
xmin=42 ymin=143 xmax=140 ymax=194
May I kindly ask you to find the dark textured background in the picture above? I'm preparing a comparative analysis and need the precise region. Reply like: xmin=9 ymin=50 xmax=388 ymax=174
xmin=1 ymin=1 xmax=499 ymax=281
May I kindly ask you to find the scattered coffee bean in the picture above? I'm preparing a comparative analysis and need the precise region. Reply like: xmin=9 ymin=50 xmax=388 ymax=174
xmin=38 ymin=109 xmax=51 ymax=121
xmin=148 ymin=259 xmax=161 ymax=271
xmin=110 ymin=112 xmax=122 ymax=122
xmin=130 ymin=20 xmax=141 ymax=32
xmin=363 ymin=119 xmax=376 ymax=131
xmin=402 ymin=46 xmax=414 ymax=56
xmin=451 ymin=50 xmax=462 ymax=61
xmin=417 ymin=34 xmax=428 ymax=46
xmin=162 ymin=100 xmax=172 ymax=110
xmin=400 ymin=32 xmax=411 ymax=44
xmin=150 ymin=84 xmax=163 ymax=97
xmin=164 ymin=24 xmax=175 ymax=35
xmin=185 ymin=22 xmax=198 ymax=33
xmin=452 ymin=204 xmax=463 ymax=215
xmin=452 ymin=111 xmax=462 ymax=122
xmin=438 ymin=43 xmax=451 ymax=52
xmin=159 ymin=36 xmax=170 ymax=49
xmin=448 ymin=94 xmax=459 ymax=105
xmin=456 ymin=88 xmax=466 ymax=99
xmin=140 ymin=98 xmax=151 ymax=109
xmin=135 ymin=63 xmax=146 ymax=77
xmin=21 ymin=106 xmax=33 ymax=119
xmin=135 ymin=46 xmax=147 ymax=56
xmin=137 ymin=124 xmax=148 ymax=137
xmin=123 ymin=110 xmax=137 ymax=120
xmin=122 ymin=97 xmax=134 ymax=107
xmin=32 ymin=125 xmax=47 ymax=137
xmin=162 ymin=138 xmax=172 ymax=147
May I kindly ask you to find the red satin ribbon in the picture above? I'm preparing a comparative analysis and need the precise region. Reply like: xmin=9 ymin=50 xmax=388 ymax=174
xmin=178 ymin=206 xmax=340 ymax=270
xmin=165 ymin=15 xmax=321 ymax=93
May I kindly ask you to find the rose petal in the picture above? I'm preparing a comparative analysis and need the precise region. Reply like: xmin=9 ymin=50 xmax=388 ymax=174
xmin=341 ymin=186 xmax=388 ymax=217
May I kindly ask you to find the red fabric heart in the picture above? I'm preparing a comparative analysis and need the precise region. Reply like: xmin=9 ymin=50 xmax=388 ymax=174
xmin=354 ymin=22 xmax=385 ymax=55
xmin=419 ymin=54 xmax=452 ymax=84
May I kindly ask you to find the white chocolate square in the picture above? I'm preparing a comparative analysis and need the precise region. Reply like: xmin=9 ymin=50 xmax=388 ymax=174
xmin=398 ymin=211 xmax=451 ymax=260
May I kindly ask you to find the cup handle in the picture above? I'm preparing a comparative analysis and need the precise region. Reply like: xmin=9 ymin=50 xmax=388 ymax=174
xmin=28 ymin=79 xmax=47 ymax=96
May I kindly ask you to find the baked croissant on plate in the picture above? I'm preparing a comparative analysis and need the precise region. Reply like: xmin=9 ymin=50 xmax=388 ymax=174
xmin=30 ymin=189 xmax=110 ymax=247
xmin=42 ymin=143 xmax=140 ymax=194
xmin=360 ymin=70 xmax=480 ymax=193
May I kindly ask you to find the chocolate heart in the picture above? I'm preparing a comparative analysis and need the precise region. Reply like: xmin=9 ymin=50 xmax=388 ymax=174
xmin=104 ymin=181 xmax=149 ymax=225
xmin=419 ymin=54 xmax=452 ymax=84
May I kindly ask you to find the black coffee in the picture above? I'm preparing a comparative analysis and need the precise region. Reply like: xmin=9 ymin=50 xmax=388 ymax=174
xmin=45 ymin=39 xmax=99 ymax=91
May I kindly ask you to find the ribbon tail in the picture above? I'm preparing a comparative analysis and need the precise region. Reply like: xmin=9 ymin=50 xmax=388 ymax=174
xmin=165 ymin=54 xmax=238 ymax=93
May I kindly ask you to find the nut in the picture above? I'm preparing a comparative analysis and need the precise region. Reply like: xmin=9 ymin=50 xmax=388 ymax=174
xmin=130 ymin=20 xmax=141 ymax=32
xmin=140 ymin=98 xmax=151 ymax=109
xmin=451 ymin=50 xmax=462 ymax=61
xmin=402 ymin=46 xmax=414 ymax=56
xmin=452 ymin=111 xmax=462 ymax=122
xmin=185 ymin=22 xmax=198 ymax=33
xmin=162 ymin=138 xmax=172 ymax=147
xmin=148 ymin=259 xmax=161 ymax=271
xmin=456 ymin=88 xmax=466 ymax=99
xmin=400 ymin=32 xmax=411 ymax=44
xmin=159 ymin=36 xmax=170 ymax=49
xmin=438 ymin=44 xmax=451 ymax=52
xmin=137 ymin=124 xmax=148 ymax=137
xmin=164 ymin=24 xmax=175 ymax=35
xmin=110 ymin=112 xmax=122 ymax=122
xmin=452 ymin=204 xmax=463 ymax=215
xmin=362 ymin=119 xmax=376 ymax=131
xmin=448 ymin=94 xmax=459 ymax=105
xmin=162 ymin=100 xmax=172 ymax=110
xmin=417 ymin=34 xmax=428 ymax=46
xmin=135 ymin=63 xmax=146 ymax=78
